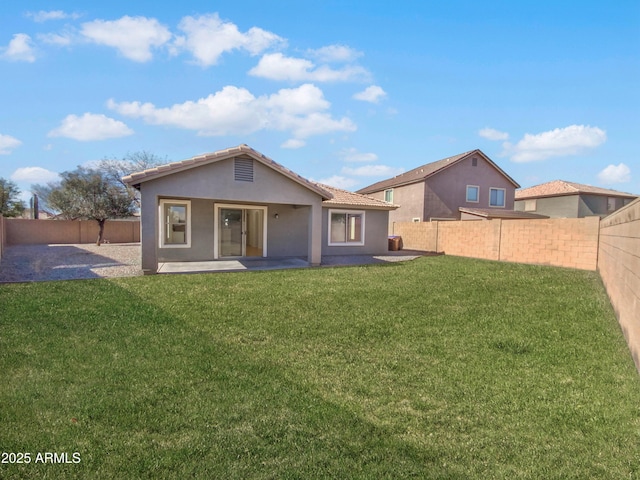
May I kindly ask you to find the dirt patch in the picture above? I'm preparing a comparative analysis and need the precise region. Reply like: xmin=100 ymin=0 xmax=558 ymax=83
xmin=0 ymin=243 xmax=142 ymax=283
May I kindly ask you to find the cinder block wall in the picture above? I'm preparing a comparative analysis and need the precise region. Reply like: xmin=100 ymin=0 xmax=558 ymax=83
xmin=598 ymin=198 xmax=640 ymax=371
xmin=437 ymin=221 xmax=502 ymax=261
xmin=6 ymin=219 xmax=141 ymax=245
xmin=394 ymin=217 xmax=600 ymax=270
xmin=500 ymin=217 xmax=600 ymax=270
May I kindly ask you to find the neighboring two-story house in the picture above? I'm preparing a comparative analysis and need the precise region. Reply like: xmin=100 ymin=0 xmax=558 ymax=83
xmin=357 ymin=149 xmax=520 ymax=227
xmin=514 ymin=180 xmax=638 ymax=218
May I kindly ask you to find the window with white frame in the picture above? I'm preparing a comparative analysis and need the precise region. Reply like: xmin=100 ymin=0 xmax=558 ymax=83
xmin=466 ymin=185 xmax=479 ymax=203
xmin=524 ymin=199 xmax=537 ymax=211
xmin=384 ymin=189 xmax=394 ymax=203
xmin=489 ymin=188 xmax=506 ymax=207
xmin=328 ymin=210 xmax=365 ymax=246
xmin=607 ymin=197 xmax=616 ymax=212
xmin=160 ymin=199 xmax=191 ymax=248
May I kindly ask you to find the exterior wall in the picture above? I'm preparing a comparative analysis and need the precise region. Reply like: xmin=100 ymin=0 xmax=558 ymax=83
xmin=4 ymin=218 xmax=140 ymax=245
xmin=321 ymin=208 xmax=390 ymax=255
xmin=598 ymin=198 xmax=640 ymax=371
xmin=369 ymin=182 xmax=425 ymax=227
xmin=422 ymin=156 xmax=516 ymax=221
xmin=394 ymin=216 xmax=600 ymax=270
xmin=138 ymin=157 xmax=328 ymax=272
xmin=515 ymin=195 xmax=577 ymax=218
xmin=517 ymin=194 xmax=636 ymax=219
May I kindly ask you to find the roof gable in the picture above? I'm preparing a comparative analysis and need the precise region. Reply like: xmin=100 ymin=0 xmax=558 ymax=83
xmin=515 ymin=180 xmax=638 ymax=200
xmin=357 ymin=149 xmax=519 ymax=194
xmin=122 ymin=144 xmax=333 ymax=200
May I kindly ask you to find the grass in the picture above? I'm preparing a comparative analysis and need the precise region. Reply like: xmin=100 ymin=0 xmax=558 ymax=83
xmin=0 ymin=255 xmax=639 ymax=479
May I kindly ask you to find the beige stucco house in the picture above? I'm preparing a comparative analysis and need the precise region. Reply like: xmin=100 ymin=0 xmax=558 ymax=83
xmin=123 ymin=145 xmax=396 ymax=274
xmin=514 ymin=180 xmax=638 ymax=218
xmin=357 ymin=149 xmax=520 ymax=227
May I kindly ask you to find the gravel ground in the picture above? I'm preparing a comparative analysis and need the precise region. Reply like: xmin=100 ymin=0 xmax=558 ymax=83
xmin=0 ymin=243 xmax=142 ymax=283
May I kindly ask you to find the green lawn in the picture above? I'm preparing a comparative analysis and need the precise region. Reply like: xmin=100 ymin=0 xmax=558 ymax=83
xmin=1 ymin=256 xmax=638 ymax=479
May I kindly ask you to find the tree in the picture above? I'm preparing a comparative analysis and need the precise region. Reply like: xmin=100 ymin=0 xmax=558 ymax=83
xmin=0 ymin=178 xmax=25 ymax=217
xmin=47 ymin=167 xmax=136 ymax=245
xmin=97 ymin=151 xmax=167 ymax=207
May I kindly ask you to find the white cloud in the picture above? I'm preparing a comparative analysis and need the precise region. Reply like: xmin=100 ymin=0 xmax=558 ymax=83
xmin=108 ymin=83 xmax=355 ymax=140
xmin=80 ymin=16 xmax=171 ymax=62
xmin=478 ymin=127 xmax=509 ymax=141
xmin=317 ymin=175 xmax=359 ymax=190
xmin=340 ymin=147 xmax=378 ymax=162
xmin=597 ymin=163 xmax=631 ymax=184
xmin=0 ymin=134 xmax=22 ymax=154
xmin=27 ymin=10 xmax=81 ymax=22
xmin=48 ymin=113 xmax=134 ymax=141
xmin=505 ymin=125 xmax=607 ymax=162
xmin=38 ymin=32 xmax=74 ymax=47
xmin=2 ymin=33 xmax=36 ymax=62
xmin=341 ymin=165 xmax=404 ymax=177
xmin=281 ymin=139 xmax=306 ymax=149
xmin=249 ymin=52 xmax=370 ymax=82
xmin=11 ymin=167 xmax=60 ymax=184
xmin=174 ymin=14 xmax=284 ymax=67
xmin=353 ymin=85 xmax=387 ymax=104
xmin=308 ymin=44 xmax=362 ymax=63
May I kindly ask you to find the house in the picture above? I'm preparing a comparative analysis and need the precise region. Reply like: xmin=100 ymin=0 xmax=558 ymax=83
xmin=458 ymin=207 xmax=548 ymax=220
xmin=123 ymin=145 xmax=397 ymax=274
xmin=357 ymin=149 xmax=520 ymax=227
xmin=514 ymin=180 xmax=638 ymax=218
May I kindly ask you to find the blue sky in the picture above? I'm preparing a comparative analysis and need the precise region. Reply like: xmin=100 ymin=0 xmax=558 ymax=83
xmin=1 ymin=1 xmax=638 ymax=202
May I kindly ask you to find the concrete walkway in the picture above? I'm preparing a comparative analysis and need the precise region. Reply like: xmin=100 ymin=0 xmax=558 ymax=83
xmin=157 ymin=251 xmax=426 ymax=274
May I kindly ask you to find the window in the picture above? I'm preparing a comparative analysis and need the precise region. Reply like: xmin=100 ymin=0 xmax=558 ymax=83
xmin=384 ymin=189 xmax=394 ymax=203
xmin=489 ymin=188 xmax=506 ymax=207
xmin=471 ymin=157 xmax=478 ymax=167
xmin=524 ymin=199 xmax=537 ymax=211
xmin=466 ymin=185 xmax=479 ymax=203
xmin=328 ymin=210 xmax=365 ymax=246
xmin=160 ymin=199 xmax=191 ymax=248
xmin=607 ymin=197 xmax=616 ymax=212
xmin=412 ymin=217 xmax=421 ymax=223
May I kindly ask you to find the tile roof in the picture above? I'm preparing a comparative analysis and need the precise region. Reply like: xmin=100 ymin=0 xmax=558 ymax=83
xmin=515 ymin=180 xmax=638 ymax=200
xmin=459 ymin=207 xmax=549 ymax=219
xmin=357 ymin=149 xmax=519 ymax=194
xmin=122 ymin=144 xmax=333 ymax=200
xmin=315 ymin=183 xmax=398 ymax=210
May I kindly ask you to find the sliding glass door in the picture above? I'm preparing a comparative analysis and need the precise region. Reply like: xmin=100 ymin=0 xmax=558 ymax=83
xmin=217 ymin=205 xmax=267 ymax=258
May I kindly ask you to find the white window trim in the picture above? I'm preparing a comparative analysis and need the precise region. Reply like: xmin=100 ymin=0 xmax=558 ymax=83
xmin=384 ymin=188 xmax=394 ymax=203
xmin=159 ymin=199 xmax=191 ymax=249
xmin=328 ymin=209 xmax=365 ymax=247
xmin=489 ymin=187 xmax=506 ymax=208
xmin=466 ymin=185 xmax=480 ymax=203
xmin=524 ymin=199 xmax=537 ymax=212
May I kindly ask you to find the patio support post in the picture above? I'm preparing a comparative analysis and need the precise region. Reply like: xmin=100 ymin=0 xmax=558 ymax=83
xmin=140 ymin=191 xmax=158 ymax=274
xmin=308 ymin=201 xmax=322 ymax=266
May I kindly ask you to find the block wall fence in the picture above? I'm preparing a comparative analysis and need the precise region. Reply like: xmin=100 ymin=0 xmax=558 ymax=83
xmin=598 ymin=199 xmax=640 ymax=371
xmin=393 ymin=216 xmax=600 ymax=271
xmin=3 ymin=219 xmax=140 ymax=245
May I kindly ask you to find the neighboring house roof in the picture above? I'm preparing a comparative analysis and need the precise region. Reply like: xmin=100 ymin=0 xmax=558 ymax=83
xmin=357 ymin=149 xmax=520 ymax=194
xmin=316 ymin=183 xmax=398 ymax=210
xmin=122 ymin=144 xmax=333 ymax=200
xmin=515 ymin=180 xmax=638 ymax=200
xmin=459 ymin=207 xmax=549 ymax=220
